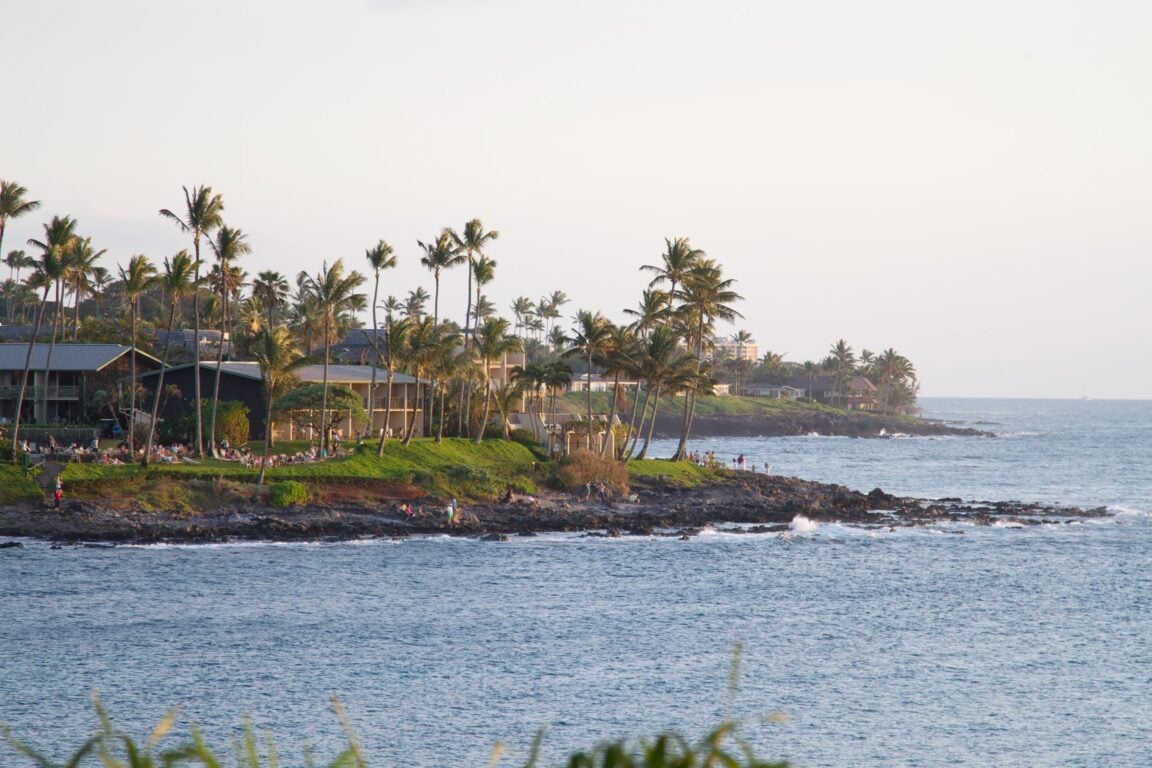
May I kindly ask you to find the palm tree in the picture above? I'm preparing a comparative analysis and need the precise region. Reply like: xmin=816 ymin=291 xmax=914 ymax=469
xmin=25 ymin=215 xmax=80 ymax=430
xmin=801 ymin=360 xmax=820 ymax=402
xmin=364 ymin=239 xmax=397 ymax=438
xmin=252 ymin=326 xmax=309 ymax=483
xmin=159 ymin=185 xmax=224 ymax=457
xmin=472 ymin=316 xmax=521 ymax=444
xmin=404 ymin=287 xmax=430 ymax=320
xmin=375 ymin=314 xmax=412 ymax=456
xmin=67 ymin=237 xmax=106 ymax=339
xmin=627 ymin=326 xmax=697 ymax=461
xmin=448 ymin=219 xmax=499 ymax=338
xmin=564 ymin=310 xmax=612 ymax=451
xmin=417 ymin=230 xmax=463 ymax=326
xmin=597 ymin=324 xmax=640 ymax=457
xmin=204 ymin=226 xmax=251 ymax=456
xmin=510 ymin=296 xmax=534 ymax=338
xmin=120 ymin=254 xmax=158 ymax=457
xmin=0 ymin=181 xmax=41 ymax=265
xmin=671 ymin=258 xmax=743 ymax=460
xmin=641 ymin=236 xmax=705 ymax=296
xmin=623 ymin=289 xmax=670 ymax=338
xmin=299 ymin=259 xmax=366 ymax=453
xmin=143 ymin=251 xmax=198 ymax=466
xmin=9 ymin=223 xmax=72 ymax=459
xmin=829 ymin=339 xmax=856 ymax=407
xmin=250 ymin=270 xmax=289 ymax=330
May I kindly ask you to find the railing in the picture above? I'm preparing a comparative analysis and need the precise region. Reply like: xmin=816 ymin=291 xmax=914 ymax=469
xmin=0 ymin=385 xmax=81 ymax=399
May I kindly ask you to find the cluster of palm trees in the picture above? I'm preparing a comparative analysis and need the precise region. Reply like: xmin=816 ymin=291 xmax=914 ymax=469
xmin=5 ymin=178 xmax=834 ymax=466
xmin=743 ymin=338 xmax=919 ymax=414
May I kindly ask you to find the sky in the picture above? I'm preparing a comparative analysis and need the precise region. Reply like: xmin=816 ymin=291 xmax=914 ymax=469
xmin=3 ymin=0 xmax=1150 ymax=398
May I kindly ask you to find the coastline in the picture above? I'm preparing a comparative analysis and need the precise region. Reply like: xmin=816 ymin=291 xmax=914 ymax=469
xmin=0 ymin=471 xmax=1105 ymax=546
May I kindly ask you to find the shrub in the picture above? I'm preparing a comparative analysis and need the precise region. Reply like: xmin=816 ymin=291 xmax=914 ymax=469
xmin=270 ymin=480 xmax=308 ymax=508
xmin=555 ymin=449 xmax=629 ymax=495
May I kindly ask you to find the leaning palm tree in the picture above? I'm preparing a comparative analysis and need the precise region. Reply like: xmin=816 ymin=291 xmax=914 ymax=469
xmin=143 ymin=251 xmax=198 ymax=467
xmin=417 ymin=230 xmax=463 ymax=326
xmin=298 ymin=259 xmax=366 ymax=453
xmin=9 ymin=229 xmax=70 ymax=460
xmin=159 ymin=185 xmax=224 ymax=457
xmin=0 ymin=180 xmax=41 ymax=265
xmin=364 ymin=239 xmax=397 ymax=437
xmin=564 ymin=310 xmax=612 ymax=451
xmin=598 ymin=323 xmax=640 ymax=457
xmin=670 ymin=258 xmax=743 ymax=461
xmin=206 ymin=225 xmax=251 ymax=456
xmin=471 ymin=316 xmax=522 ymax=444
xmin=23 ymin=215 xmax=79 ymax=434
xmin=119 ymin=255 xmax=158 ymax=458
xmin=252 ymin=326 xmax=309 ymax=484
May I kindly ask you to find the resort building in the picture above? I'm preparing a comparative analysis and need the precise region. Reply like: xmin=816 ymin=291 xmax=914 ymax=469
xmin=0 ymin=343 xmax=161 ymax=424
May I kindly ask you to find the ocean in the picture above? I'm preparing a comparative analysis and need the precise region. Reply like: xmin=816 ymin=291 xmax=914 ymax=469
xmin=2 ymin=398 xmax=1150 ymax=767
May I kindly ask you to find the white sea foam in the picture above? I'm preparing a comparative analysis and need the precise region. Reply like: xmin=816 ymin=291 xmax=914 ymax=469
xmin=1108 ymin=504 xmax=1150 ymax=517
xmin=788 ymin=515 xmax=820 ymax=534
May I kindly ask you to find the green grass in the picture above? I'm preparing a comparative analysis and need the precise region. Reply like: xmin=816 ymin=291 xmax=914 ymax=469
xmin=627 ymin=459 xmax=722 ymax=488
xmin=0 ymin=465 xmax=50 ymax=504
xmin=563 ymin=392 xmax=846 ymax=418
xmin=57 ymin=438 xmax=542 ymax=503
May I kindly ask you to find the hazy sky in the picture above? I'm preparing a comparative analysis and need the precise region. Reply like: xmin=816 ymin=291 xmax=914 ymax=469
xmin=4 ymin=0 xmax=1150 ymax=398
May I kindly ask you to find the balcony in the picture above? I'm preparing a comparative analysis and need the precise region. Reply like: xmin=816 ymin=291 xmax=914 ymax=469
xmin=0 ymin=385 xmax=81 ymax=400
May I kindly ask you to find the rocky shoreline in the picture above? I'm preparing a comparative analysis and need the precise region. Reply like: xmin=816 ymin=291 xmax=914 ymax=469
xmin=0 ymin=471 xmax=1106 ymax=547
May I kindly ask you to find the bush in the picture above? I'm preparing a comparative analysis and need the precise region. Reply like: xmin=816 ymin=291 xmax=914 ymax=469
xmin=270 ymin=480 xmax=308 ymax=508
xmin=554 ymin=449 xmax=629 ymax=495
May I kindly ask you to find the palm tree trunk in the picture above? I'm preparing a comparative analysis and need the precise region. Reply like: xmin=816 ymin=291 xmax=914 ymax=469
xmin=258 ymin=391 xmax=273 ymax=485
xmin=600 ymin=372 xmax=622 ymax=457
xmin=622 ymin=382 xmax=648 ymax=462
xmin=402 ymin=366 xmax=421 ymax=446
xmin=474 ymin=374 xmax=491 ymax=445
xmin=128 ymin=305 xmax=138 ymax=459
xmin=585 ymin=350 xmax=594 ymax=451
xmin=637 ymin=384 xmax=663 ymax=460
xmin=320 ymin=321 xmax=331 ymax=454
xmin=208 ymin=285 xmax=229 ymax=457
xmin=143 ymin=302 xmax=178 ymax=467
xmin=369 ymin=273 xmax=380 ymax=440
xmin=376 ymin=369 xmax=394 ymax=457
xmin=10 ymin=288 xmax=51 ymax=461
xmin=192 ymin=238 xmax=205 ymax=457
xmin=41 ymin=280 xmax=63 ymax=425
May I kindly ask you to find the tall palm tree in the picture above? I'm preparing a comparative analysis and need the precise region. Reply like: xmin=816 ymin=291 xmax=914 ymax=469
xmin=641 ymin=237 xmax=705 ymax=297
xmin=250 ymin=270 xmax=289 ymax=331
xmin=417 ymin=230 xmax=463 ymax=326
xmin=598 ymin=323 xmax=639 ymax=457
xmin=364 ymin=239 xmax=397 ymax=437
xmin=671 ymin=258 xmax=743 ymax=460
xmin=299 ymin=259 xmax=366 ymax=453
xmin=143 ymin=251 xmax=198 ymax=466
xmin=0 ymin=180 xmax=41 ymax=264
xmin=376 ymin=314 xmax=412 ymax=456
xmin=472 ymin=316 xmax=521 ymax=444
xmin=623 ymin=289 xmax=670 ymax=338
xmin=159 ymin=185 xmax=224 ymax=456
xmin=119 ymin=254 xmax=158 ymax=457
xmin=10 ymin=222 xmax=72 ymax=459
xmin=67 ymin=237 xmax=106 ymax=339
xmin=206 ymin=225 xmax=250 ymax=456
xmin=564 ymin=310 xmax=612 ymax=451
xmin=449 ymin=219 xmax=499 ymax=338
xmin=25 ymin=215 xmax=80 ymax=429
xmin=510 ymin=296 xmax=534 ymax=338
xmin=252 ymin=326 xmax=309 ymax=484
xmin=829 ymin=338 xmax=856 ymax=407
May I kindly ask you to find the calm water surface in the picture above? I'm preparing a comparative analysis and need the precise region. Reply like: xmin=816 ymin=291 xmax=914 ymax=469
xmin=2 ymin=399 xmax=1150 ymax=767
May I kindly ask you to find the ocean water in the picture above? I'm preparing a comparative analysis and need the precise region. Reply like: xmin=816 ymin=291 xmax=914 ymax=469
xmin=2 ymin=398 xmax=1150 ymax=767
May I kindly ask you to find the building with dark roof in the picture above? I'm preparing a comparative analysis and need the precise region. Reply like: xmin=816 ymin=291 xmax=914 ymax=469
xmin=0 ymin=343 xmax=161 ymax=424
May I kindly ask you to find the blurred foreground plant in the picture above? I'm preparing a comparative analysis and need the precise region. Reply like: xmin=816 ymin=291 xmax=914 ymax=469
xmin=4 ymin=694 xmax=785 ymax=768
